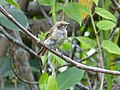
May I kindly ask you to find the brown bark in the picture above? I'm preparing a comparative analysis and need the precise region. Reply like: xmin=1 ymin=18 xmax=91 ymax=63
xmin=10 ymin=31 xmax=38 ymax=90
xmin=0 ymin=29 xmax=38 ymax=90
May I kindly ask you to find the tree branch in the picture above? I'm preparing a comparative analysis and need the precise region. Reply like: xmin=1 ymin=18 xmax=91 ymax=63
xmin=0 ymin=27 xmax=42 ymax=73
xmin=9 ymin=55 xmax=38 ymax=85
xmin=1 ymin=5 xmax=120 ymax=75
xmin=0 ymin=27 xmax=37 ymax=57
xmin=111 ymin=0 xmax=120 ymax=13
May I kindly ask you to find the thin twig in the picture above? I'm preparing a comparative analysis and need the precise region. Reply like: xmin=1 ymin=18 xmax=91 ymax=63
xmin=9 ymin=56 xmax=38 ymax=85
xmin=110 ymin=14 xmax=120 ymax=40
xmin=39 ymin=5 xmax=53 ymax=25
xmin=111 ymin=0 xmax=120 ymax=13
xmin=79 ymin=49 xmax=98 ymax=63
xmin=77 ymin=45 xmax=97 ymax=64
xmin=0 ymin=27 xmax=37 ymax=56
xmin=76 ymin=83 xmax=89 ymax=90
xmin=0 ymin=27 xmax=42 ymax=73
xmin=86 ymin=72 xmax=92 ymax=89
xmin=87 ymin=1 xmax=104 ymax=89
xmin=1 ymin=5 xmax=120 ymax=75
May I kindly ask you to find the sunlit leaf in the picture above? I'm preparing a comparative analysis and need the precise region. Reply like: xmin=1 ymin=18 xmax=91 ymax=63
xmin=77 ymin=36 xmax=96 ymax=49
xmin=38 ymin=32 xmax=48 ymax=41
xmin=62 ymin=3 xmax=90 ymax=25
xmin=5 ymin=0 xmax=20 ymax=8
xmin=37 ymin=0 xmax=52 ymax=6
xmin=93 ymin=0 xmax=98 ymax=6
xmin=60 ymin=40 xmax=71 ymax=50
xmin=47 ymin=76 xmax=58 ymax=90
xmin=102 ymin=40 xmax=120 ymax=55
xmin=96 ymin=20 xmax=116 ymax=30
xmin=50 ymin=52 xmax=65 ymax=66
xmin=95 ymin=7 xmax=116 ymax=22
xmin=79 ymin=0 xmax=93 ymax=19
xmin=39 ymin=73 xmax=49 ymax=90
xmin=41 ymin=55 xmax=48 ymax=66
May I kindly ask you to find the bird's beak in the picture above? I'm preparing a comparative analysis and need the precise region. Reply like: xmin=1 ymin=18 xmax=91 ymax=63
xmin=66 ymin=22 xmax=69 ymax=25
xmin=65 ymin=24 xmax=69 ymax=28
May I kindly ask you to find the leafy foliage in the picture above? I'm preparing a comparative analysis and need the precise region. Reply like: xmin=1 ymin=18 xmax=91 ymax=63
xmin=39 ymin=73 xmax=58 ymax=90
xmin=77 ymin=36 xmax=96 ymax=49
xmin=1 ymin=0 xmax=120 ymax=90
xmin=62 ymin=3 xmax=90 ymax=25
xmin=95 ymin=7 xmax=116 ymax=22
xmin=47 ymin=76 xmax=58 ymax=90
xmin=5 ymin=0 xmax=20 ymax=8
xmin=56 ymin=67 xmax=84 ymax=90
xmin=0 ymin=8 xmax=28 ymax=31
xmin=96 ymin=20 xmax=116 ymax=30
xmin=93 ymin=0 xmax=98 ymax=6
xmin=37 ymin=0 xmax=52 ymax=6
xmin=102 ymin=40 xmax=120 ymax=55
xmin=39 ymin=73 xmax=49 ymax=90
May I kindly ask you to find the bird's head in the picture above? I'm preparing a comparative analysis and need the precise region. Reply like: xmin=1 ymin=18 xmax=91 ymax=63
xmin=55 ymin=21 xmax=69 ymax=30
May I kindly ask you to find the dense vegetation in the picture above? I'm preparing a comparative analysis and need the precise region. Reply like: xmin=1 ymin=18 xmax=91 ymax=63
xmin=0 ymin=0 xmax=120 ymax=90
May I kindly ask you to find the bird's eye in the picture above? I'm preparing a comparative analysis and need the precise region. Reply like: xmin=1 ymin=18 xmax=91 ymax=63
xmin=60 ymin=23 xmax=64 ymax=26
xmin=57 ymin=25 xmax=61 ymax=29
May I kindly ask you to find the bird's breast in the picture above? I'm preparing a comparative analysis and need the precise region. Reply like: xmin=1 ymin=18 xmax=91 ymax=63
xmin=55 ymin=29 xmax=67 ymax=38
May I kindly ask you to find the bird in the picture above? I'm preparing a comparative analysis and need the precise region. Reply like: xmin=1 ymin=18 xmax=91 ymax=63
xmin=37 ymin=21 xmax=69 ymax=56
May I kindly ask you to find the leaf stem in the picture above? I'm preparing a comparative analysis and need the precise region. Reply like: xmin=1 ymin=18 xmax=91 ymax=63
xmin=52 ymin=0 xmax=56 ymax=23
xmin=87 ymin=0 xmax=104 ymax=90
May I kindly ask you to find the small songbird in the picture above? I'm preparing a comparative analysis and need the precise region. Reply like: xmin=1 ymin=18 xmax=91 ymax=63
xmin=37 ymin=21 xmax=69 ymax=56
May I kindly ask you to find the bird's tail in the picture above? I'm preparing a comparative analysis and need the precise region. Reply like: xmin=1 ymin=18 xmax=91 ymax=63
xmin=37 ymin=47 xmax=48 ymax=56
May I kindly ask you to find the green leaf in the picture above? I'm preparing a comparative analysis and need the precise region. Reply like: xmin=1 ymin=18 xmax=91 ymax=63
xmin=41 ymin=55 xmax=48 ymax=66
xmin=77 ymin=36 xmax=96 ymax=49
xmin=56 ymin=67 xmax=84 ymax=90
xmin=47 ymin=76 xmax=58 ymax=90
xmin=39 ymin=73 xmax=49 ymax=90
xmin=5 ymin=0 xmax=20 ymax=9
xmin=102 ymin=40 xmax=120 ymax=55
xmin=38 ymin=32 xmax=48 ymax=42
xmin=56 ymin=3 xmax=63 ymax=12
xmin=37 ymin=0 xmax=52 ymax=6
xmin=93 ymin=0 xmax=98 ymax=6
xmin=96 ymin=20 xmax=116 ymax=30
xmin=50 ymin=52 xmax=65 ymax=66
xmin=0 ymin=8 xmax=28 ymax=31
xmin=95 ymin=7 xmax=116 ymax=22
xmin=60 ymin=40 xmax=71 ymax=50
xmin=62 ymin=3 xmax=90 ymax=25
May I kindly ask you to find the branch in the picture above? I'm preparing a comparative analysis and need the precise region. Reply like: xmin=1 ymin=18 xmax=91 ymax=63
xmin=0 ymin=27 xmax=42 ymax=73
xmin=0 ymin=27 xmax=37 ymax=56
xmin=9 ymin=55 xmax=38 ymax=85
xmin=111 ymin=0 xmax=120 ymax=13
xmin=1 ymin=5 xmax=120 ymax=75
xmin=79 ymin=49 xmax=97 ymax=63
xmin=39 ymin=5 xmax=53 ymax=25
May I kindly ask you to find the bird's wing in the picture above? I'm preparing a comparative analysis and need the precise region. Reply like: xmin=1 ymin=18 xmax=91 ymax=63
xmin=37 ymin=26 xmax=56 ymax=56
xmin=37 ymin=47 xmax=47 ymax=56
xmin=44 ymin=26 xmax=56 ymax=40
